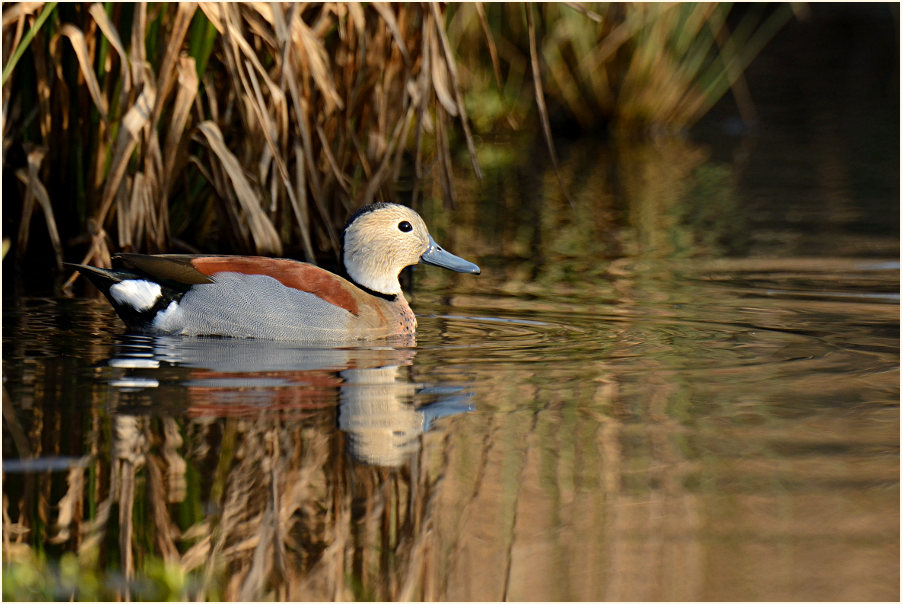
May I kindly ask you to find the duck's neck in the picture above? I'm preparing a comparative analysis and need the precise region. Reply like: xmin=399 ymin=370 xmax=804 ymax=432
xmin=351 ymin=280 xmax=397 ymax=302
xmin=343 ymin=250 xmax=402 ymax=298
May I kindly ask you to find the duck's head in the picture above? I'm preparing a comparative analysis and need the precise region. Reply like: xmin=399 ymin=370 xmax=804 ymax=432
xmin=342 ymin=203 xmax=480 ymax=296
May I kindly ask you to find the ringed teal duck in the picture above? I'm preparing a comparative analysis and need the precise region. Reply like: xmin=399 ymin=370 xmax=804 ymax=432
xmin=71 ymin=203 xmax=479 ymax=341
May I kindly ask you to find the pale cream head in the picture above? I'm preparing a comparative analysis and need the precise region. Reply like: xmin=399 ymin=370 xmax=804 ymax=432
xmin=343 ymin=204 xmax=432 ymax=295
xmin=342 ymin=203 xmax=480 ymax=296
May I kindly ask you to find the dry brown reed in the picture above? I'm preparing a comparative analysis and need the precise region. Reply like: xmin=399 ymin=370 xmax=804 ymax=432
xmin=2 ymin=3 xmax=793 ymax=289
xmin=2 ymin=3 xmax=481 ymax=289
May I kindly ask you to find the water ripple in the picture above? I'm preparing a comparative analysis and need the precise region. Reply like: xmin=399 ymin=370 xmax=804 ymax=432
xmin=414 ymin=256 xmax=898 ymax=378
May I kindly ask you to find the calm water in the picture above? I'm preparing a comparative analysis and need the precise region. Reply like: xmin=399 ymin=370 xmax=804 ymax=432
xmin=3 ymin=8 xmax=900 ymax=602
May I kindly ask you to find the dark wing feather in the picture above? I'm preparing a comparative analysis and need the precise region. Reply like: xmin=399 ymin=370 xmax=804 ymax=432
xmin=114 ymin=254 xmax=215 ymax=290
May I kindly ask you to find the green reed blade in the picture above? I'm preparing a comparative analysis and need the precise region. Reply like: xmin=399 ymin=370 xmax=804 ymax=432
xmin=188 ymin=11 xmax=218 ymax=78
xmin=2 ymin=2 xmax=58 ymax=86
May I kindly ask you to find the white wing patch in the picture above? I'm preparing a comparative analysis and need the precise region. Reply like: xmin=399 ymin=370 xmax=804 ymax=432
xmin=109 ymin=279 xmax=162 ymax=311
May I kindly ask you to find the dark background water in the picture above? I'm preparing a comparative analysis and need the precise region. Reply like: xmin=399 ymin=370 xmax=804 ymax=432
xmin=698 ymin=3 xmax=899 ymax=256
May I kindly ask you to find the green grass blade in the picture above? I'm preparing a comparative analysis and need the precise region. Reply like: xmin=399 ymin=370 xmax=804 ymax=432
xmin=2 ymin=2 xmax=58 ymax=86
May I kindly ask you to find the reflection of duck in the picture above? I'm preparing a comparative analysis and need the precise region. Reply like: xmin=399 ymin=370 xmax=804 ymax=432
xmin=71 ymin=203 xmax=479 ymax=342
xmin=104 ymin=336 xmax=473 ymax=466
xmin=339 ymin=366 xmax=474 ymax=467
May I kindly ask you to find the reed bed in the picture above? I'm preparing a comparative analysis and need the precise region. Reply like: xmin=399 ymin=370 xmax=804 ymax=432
xmin=1 ymin=3 xmax=791 ymax=287
xmin=449 ymin=3 xmax=795 ymax=135
xmin=3 ymin=2 xmax=481 ymax=288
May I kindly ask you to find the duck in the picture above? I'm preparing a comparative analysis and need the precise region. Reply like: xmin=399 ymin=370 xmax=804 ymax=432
xmin=70 ymin=202 xmax=480 ymax=342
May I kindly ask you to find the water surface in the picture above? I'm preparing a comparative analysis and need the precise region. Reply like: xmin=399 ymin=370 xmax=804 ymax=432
xmin=4 ymin=244 xmax=898 ymax=601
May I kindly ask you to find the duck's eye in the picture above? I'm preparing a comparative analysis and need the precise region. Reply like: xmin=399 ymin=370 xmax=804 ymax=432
xmin=398 ymin=221 xmax=413 ymax=233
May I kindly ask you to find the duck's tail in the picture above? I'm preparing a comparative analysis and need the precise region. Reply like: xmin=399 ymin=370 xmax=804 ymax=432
xmin=66 ymin=263 xmax=132 ymax=294
xmin=67 ymin=263 xmax=181 ymax=331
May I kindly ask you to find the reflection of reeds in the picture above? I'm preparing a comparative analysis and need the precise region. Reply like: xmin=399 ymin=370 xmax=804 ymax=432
xmin=3 ymin=372 xmax=456 ymax=602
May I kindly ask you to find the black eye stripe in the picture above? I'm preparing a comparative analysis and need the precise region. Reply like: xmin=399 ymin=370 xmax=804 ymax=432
xmin=398 ymin=221 xmax=412 ymax=232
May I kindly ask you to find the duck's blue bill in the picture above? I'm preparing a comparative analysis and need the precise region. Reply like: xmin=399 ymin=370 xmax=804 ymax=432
xmin=420 ymin=236 xmax=481 ymax=274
